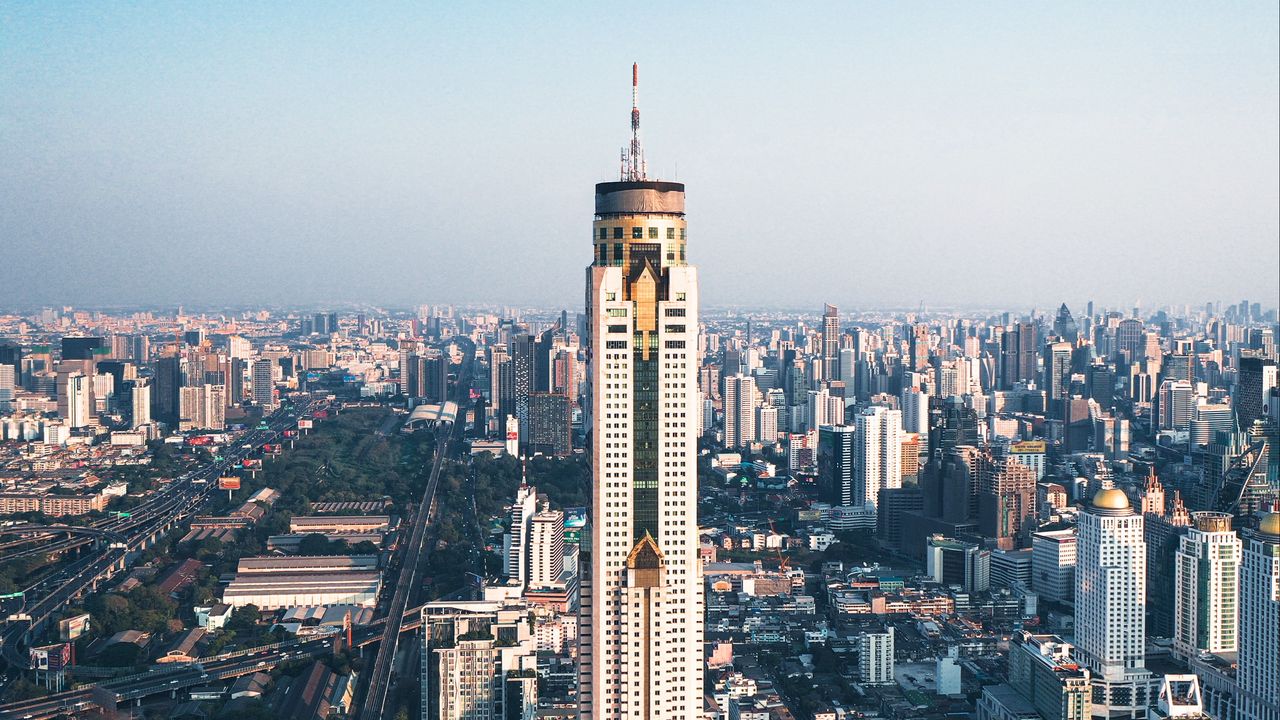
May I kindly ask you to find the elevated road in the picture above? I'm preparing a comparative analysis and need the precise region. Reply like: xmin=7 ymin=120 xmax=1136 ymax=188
xmin=355 ymin=338 xmax=474 ymax=720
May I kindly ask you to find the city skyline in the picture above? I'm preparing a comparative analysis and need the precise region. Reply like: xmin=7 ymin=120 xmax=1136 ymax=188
xmin=2 ymin=3 xmax=1277 ymax=309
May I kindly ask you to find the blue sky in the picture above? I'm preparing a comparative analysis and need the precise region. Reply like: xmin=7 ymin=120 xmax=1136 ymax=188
xmin=2 ymin=2 xmax=1276 ymax=311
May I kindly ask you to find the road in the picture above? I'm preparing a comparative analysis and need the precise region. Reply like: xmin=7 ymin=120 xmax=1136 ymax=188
xmin=355 ymin=337 xmax=473 ymax=720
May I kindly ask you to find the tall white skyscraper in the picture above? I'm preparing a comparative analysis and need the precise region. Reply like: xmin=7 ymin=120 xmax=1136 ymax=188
xmin=251 ymin=358 xmax=274 ymax=409
xmin=1237 ymin=513 xmax=1280 ymax=720
xmin=755 ymin=404 xmax=778 ymax=445
xmin=65 ymin=372 xmax=92 ymax=428
xmin=506 ymin=483 xmax=538 ymax=589
xmin=1173 ymin=512 xmax=1241 ymax=659
xmin=527 ymin=507 xmax=565 ymax=589
xmin=579 ymin=65 xmax=703 ymax=719
xmin=900 ymin=386 xmax=930 ymax=434
xmin=130 ymin=379 xmax=151 ymax=428
xmin=853 ymin=405 xmax=902 ymax=509
xmin=1073 ymin=488 xmax=1154 ymax=716
xmin=723 ymin=373 xmax=755 ymax=449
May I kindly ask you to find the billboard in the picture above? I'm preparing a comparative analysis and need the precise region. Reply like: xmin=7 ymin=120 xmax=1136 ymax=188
xmin=563 ymin=528 xmax=582 ymax=545
xmin=30 ymin=643 xmax=71 ymax=671
xmin=58 ymin=613 xmax=91 ymax=641
xmin=218 ymin=477 xmax=242 ymax=490
xmin=283 ymin=429 xmax=298 ymax=438
xmin=186 ymin=435 xmax=214 ymax=446
xmin=563 ymin=507 xmax=587 ymax=528
xmin=297 ymin=419 xmax=314 ymax=429
xmin=240 ymin=459 xmax=262 ymax=470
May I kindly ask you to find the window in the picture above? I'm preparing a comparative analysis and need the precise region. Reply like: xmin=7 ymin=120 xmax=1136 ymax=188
xmin=608 ymin=324 xmax=628 ymax=333
xmin=613 ymin=227 xmax=623 ymax=239
xmin=613 ymin=243 xmax=623 ymax=265
xmin=632 ymin=227 xmax=644 ymax=239
xmin=648 ymin=227 xmax=658 ymax=239
xmin=665 ymin=325 xmax=686 ymax=333
xmin=665 ymin=341 xmax=686 ymax=349
xmin=675 ymin=292 xmax=686 ymax=301
xmin=666 ymin=227 xmax=675 ymax=240
xmin=606 ymin=341 xmax=628 ymax=349
xmin=664 ymin=308 xmax=685 ymax=317
xmin=608 ymin=308 xmax=628 ymax=317
xmin=679 ymin=228 xmax=686 ymax=240
xmin=599 ymin=227 xmax=608 ymax=240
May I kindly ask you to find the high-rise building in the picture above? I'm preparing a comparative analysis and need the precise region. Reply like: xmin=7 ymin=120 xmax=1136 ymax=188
xmin=1000 ymin=322 xmax=1037 ymax=389
xmin=63 ymin=372 xmax=92 ymax=428
xmin=528 ymin=392 xmax=572 ymax=457
xmin=979 ymin=453 xmax=1037 ymax=549
xmin=418 ymin=600 xmax=538 ymax=720
xmin=909 ymin=322 xmax=931 ymax=372
xmin=506 ymin=484 xmax=538 ymax=589
xmin=857 ymin=628 xmax=895 ymax=684
xmin=818 ymin=424 xmax=856 ymax=507
xmin=901 ymin=386 xmax=930 ymax=434
xmin=1173 ymin=512 xmax=1240 ymax=659
xmin=853 ymin=405 xmax=902 ymax=510
xmin=925 ymin=535 xmax=990 ymax=592
xmin=153 ymin=354 xmax=182 ymax=425
xmin=1031 ymin=529 xmax=1077 ymax=604
xmin=822 ymin=304 xmax=839 ymax=380
xmin=1043 ymin=341 xmax=1073 ymax=413
xmin=1236 ymin=357 xmax=1278 ymax=430
xmin=527 ymin=508 xmax=565 ymax=589
xmin=1074 ymin=488 xmax=1155 ymax=716
xmin=1237 ymin=513 xmax=1280 ymax=720
xmin=755 ymin=404 xmax=778 ymax=445
xmin=578 ymin=65 xmax=703 ymax=719
xmin=723 ymin=374 xmax=755 ymax=449
xmin=1007 ymin=631 xmax=1091 ymax=720
xmin=1158 ymin=379 xmax=1195 ymax=431
xmin=60 ymin=336 xmax=103 ymax=361
xmin=251 ymin=358 xmax=274 ymax=409
xmin=130 ymin=379 xmax=151 ymax=428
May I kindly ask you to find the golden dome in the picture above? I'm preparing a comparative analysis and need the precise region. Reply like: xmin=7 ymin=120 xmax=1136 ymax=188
xmin=1092 ymin=488 xmax=1131 ymax=510
xmin=1260 ymin=513 xmax=1280 ymax=537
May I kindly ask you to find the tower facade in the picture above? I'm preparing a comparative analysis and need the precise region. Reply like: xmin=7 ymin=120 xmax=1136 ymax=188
xmin=578 ymin=65 xmax=703 ymax=719
xmin=1172 ymin=512 xmax=1240 ymax=659
xmin=1074 ymin=488 xmax=1155 ymax=717
xmin=1237 ymin=514 xmax=1280 ymax=720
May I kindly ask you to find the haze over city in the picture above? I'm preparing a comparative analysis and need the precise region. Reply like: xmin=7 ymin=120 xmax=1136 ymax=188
xmin=2 ymin=2 xmax=1277 ymax=310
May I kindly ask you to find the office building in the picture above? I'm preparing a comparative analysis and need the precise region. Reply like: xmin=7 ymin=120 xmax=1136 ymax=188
xmin=528 ymin=392 xmax=572 ymax=457
xmin=1173 ymin=512 xmax=1240 ymax=659
xmin=527 ymin=508 xmax=565 ymax=589
xmin=419 ymin=600 xmax=539 ymax=720
xmin=822 ymin=304 xmax=839 ymax=380
xmin=506 ymin=484 xmax=538 ymax=589
xmin=251 ymin=358 xmax=274 ymax=409
xmin=1031 ymin=529 xmax=1077 ymax=605
xmin=818 ymin=425 xmax=856 ymax=507
xmin=578 ymin=69 xmax=703 ymax=718
xmin=853 ymin=405 xmax=902 ymax=510
xmin=1074 ymin=488 xmax=1155 ymax=716
xmin=1236 ymin=357 xmax=1278 ymax=430
xmin=1237 ymin=514 xmax=1280 ymax=720
xmin=755 ymin=403 xmax=778 ymax=445
xmin=925 ymin=535 xmax=990 ymax=592
xmin=723 ymin=373 xmax=755 ymax=449
xmin=1007 ymin=631 xmax=1091 ymax=720
xmin=901 ymin=386 xmax=929 ymax=434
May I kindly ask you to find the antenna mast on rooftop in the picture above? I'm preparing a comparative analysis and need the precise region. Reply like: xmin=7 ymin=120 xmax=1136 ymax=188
xmin=620 ymin=63 xmax=647 ymax=181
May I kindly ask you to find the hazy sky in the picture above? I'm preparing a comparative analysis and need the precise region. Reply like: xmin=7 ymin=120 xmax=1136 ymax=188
xmin=2 ymin=2 xmax=1277 ymax=312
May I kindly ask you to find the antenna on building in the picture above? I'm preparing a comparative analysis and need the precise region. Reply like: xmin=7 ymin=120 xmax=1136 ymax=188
xmin=621 ymin=62 xmax=646 ymax=181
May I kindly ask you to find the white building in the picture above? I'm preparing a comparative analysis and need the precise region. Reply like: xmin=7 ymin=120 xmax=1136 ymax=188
xmin=65 ymin=372 xmax=92 ymax=428
xmin=856 ymin=628 xmax=894 ymax=684
xmin=755 ymin=403 xmax=778 ymax=445
xmin=900 ymin=386 xmax=929 ymax=434
xmin=1237 ymin=513 xmax=1280 ymax=720
xmin=853 ymin=405 xmax=902 ymax=509
xmin=527 ymin=508 xmax=565 ymax=589
xmin=1173 ymin=512 xmax=1240 ymax=659
xmin=723 ymin=373 xmax=756 ymax=449
xmin=1073 ymin=488 xmax=1154 ymax=717
xmin=578 ymin=89 xmax=703 ymax=720
xmin=1031 ymin=529 xmax=1077 ymax=604
xmin=505 ymin=484 xmax=538 ymax=588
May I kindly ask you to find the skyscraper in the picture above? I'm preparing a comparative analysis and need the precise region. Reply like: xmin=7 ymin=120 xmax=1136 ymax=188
xmin=578 ymin=65 xmax=702 ymax=719
xmin=822 ymin=304 xmax=839 ymax=380
xmin=251 ymin=358 xmax=274 ymax=409
xmin=1074 ymin=488 xmax=1155 ymax=716
xmin=817 ymin=424 xmax=856 ymax=507
xmin=853 ymin=405 xmax=902 ymax=510
xmin=723 ymin=373 xmax=756 ymax=449
xmin=1173 ymin=512 xmax=1240 ymax=659
xmin=1237 ymin=513 xmax=1280 ymax=720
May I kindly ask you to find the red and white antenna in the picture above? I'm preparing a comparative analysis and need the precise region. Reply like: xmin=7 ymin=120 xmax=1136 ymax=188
xmin=621 ymin=62 xmax=647 ymax=181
